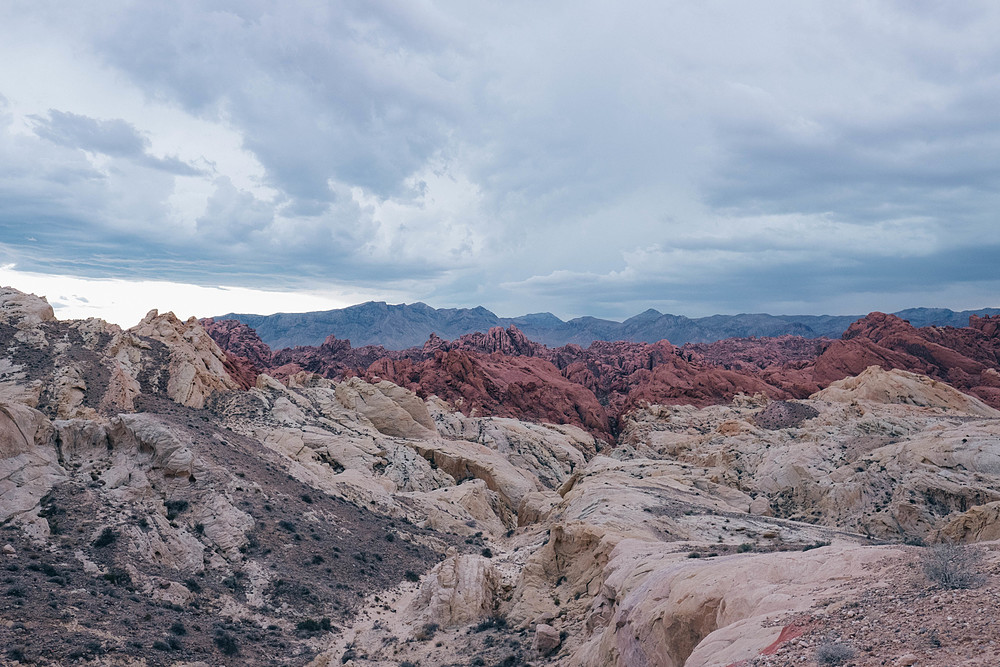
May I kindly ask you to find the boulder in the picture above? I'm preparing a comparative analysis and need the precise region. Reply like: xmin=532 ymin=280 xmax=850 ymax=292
xmin=407 ymin=552 xmax=500 ymax=628
xmin=0 ymin=402 xmax=62 ymax=522
xmin=0 ymin=286 xmax=56 ymax=326
xmin=533 ymin=623 xmax=562 ymax=655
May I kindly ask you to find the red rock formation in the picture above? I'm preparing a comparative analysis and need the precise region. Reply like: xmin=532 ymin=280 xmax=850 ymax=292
xmin=361 ymin=350 xmax=612 ymax=439
xmin=271 ymin=335 xmax=403 ymax=379
xmin=683 ymin=335 xmax=831 ymax=372
xmin=805 ymin=312 xmax=1000 ymax=407
xmin=206 ymin=311 xmax=1000 ymax=437
xmin=200 ymin=318 xmax=274 ymax=369
xmin=199 ymin=318 xmax=265 ymax=389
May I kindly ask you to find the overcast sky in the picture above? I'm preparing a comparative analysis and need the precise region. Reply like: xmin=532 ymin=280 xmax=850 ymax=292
xmin=1 ymin=1 xmax=999 ymax=326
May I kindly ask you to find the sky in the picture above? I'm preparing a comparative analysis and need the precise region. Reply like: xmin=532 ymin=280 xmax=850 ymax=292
xmin=1 ymin=1 xmax=999 ymax=327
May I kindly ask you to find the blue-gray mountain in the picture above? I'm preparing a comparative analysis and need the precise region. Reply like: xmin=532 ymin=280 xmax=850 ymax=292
xmin=216 ymin=303 xmax=1000 ymax=351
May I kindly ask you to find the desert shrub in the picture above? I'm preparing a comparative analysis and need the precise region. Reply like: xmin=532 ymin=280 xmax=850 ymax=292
xmin=184 ymin=577 xmax=202 ymax=593
xmin=93 ymin=527 xmax=117 ymax=548
xmin=213 ymin=630 xmax=239 ymax=656
xmin=296 ymin=617 xmax=332 ymax=633
xmin=6 ymin=586 xmax=25 ymax=598
xmin=815 ymin=641 xmax=855 ymax=665
xmin=403 ymin=570 xmax=420 ymax=582
xmin=169 ymin=621 xmax=187 ymax=635
xmin=474 ymin=615 xmax=507 ymax=632
xmin=301 ymin=494 xmax=313 ymax=504
xmin=801 ymin=540 xmax=831 ymax=551
xmin=737 ymin=543 xmax=753 ymax=553
xmin=922 ymin=543 xmax=984 ymax=589
xmin=278 ymin=520 xmax=296 ymax=532
xmin=103 ymin=568 xmax=132 ymax=587
xmin=481 ymin=547 xmax=494 ymax=558
xmin=414 ymin=622 xmax=439 ymax=641
xmin=164 ymin=500 xmax=189 ymax=520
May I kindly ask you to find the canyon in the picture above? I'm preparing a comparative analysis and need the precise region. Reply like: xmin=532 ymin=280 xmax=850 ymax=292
xmin=1 ymin=285 xmax=999 ymax=666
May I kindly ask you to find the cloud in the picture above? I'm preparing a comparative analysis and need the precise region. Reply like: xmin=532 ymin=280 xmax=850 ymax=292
xmin=30 ymin=110 xmax=204 ymax=175
xmin=0 ymin=264 xmax=380 ymax=327
xmin=1 ymin=2 xmax=1000 ymax=321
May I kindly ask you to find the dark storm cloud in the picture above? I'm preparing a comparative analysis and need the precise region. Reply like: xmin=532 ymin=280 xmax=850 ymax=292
xmin=30 ymin=110 xmax=204 ymax=176
xmin=2 ymin=1 xmax=1000 ymax=318
xmin=91 ymin=1 xmax=465 ymax=203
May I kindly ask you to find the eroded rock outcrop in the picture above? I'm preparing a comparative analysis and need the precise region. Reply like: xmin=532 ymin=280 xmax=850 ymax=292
xmin=407 ymin=551 xmax=501 ymax=628
xmin=129 ymin=310 xmax=240 ymax=408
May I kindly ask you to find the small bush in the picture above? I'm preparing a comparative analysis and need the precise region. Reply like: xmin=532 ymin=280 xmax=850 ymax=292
xmin=301 ymin=494 xmax=313 ymax=504
xmin=213 ymin=630 xmax=239 ymax=656
xmin=474 ymin=615 xmax=508 ymax=632
xmin=815 ymin=641 xmax=855 ymax=665
xmin=414 ymin=622 xmax=439 ymax=641
xmin=922 ymin=543 xmax=984 ymax=589
xmin=737 ymin=543 xmax=753 ymax=553
xmin=169 ymin=621 xmax=187 ymax=635
xmin=103 ymin=568 xmax=132 ymax=587
xmin=296 ymin=617 xmax=332 ymax=633
xmin=164 ymin=500 xmax=189 ymax=520
xmin=93 ymin=527 xmax=117 ymax=548
xmin=403 ymin=570 xmax=420 ymax=582
xmin=481 ymin=547 xmax=493 ymax=558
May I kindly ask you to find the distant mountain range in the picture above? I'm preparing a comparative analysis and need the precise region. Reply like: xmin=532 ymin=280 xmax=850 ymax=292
xmin=215 ymin=302 xmax=1000 ymax=351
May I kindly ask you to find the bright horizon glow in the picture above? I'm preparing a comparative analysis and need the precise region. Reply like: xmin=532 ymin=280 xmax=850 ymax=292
xmin=0 ymin=265 xmax=360 ymax=328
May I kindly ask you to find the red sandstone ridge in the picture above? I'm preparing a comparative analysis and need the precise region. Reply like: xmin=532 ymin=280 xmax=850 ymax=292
xmin=364 ymin=349 xmax=611 ymax=438
xmin=270 ymin=334 xmax=400 ymax=380
xmin=683 ymin=335 xmax=831 ymax=372
xmin=806 ymin=312 xmax=1000 ymax=407
xmin=204 ymin=313 xmax=1000 ymax=437
xmin=199 ymin=318 xmax=266 ymax=389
